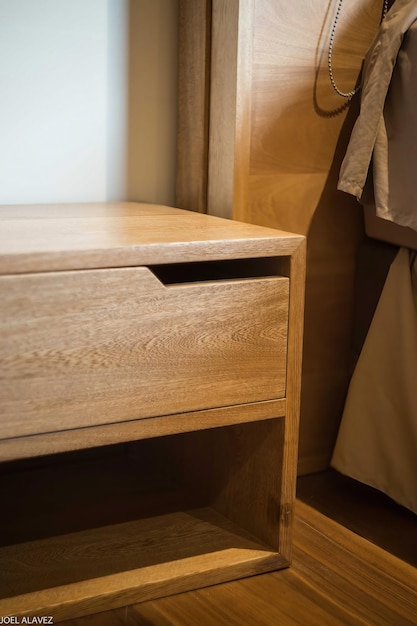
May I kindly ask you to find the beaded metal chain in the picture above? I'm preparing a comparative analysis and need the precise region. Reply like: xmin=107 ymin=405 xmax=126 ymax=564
xmin=328 ymin=0 xmax=389 ymax=99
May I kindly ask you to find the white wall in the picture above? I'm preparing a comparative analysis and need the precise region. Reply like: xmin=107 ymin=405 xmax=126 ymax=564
xmin=0 ymin=0 xmax=178 ymax=206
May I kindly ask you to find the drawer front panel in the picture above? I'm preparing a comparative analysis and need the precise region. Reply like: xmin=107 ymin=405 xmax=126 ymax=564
xmin=0 ymin=267 xmax=289 ymax=438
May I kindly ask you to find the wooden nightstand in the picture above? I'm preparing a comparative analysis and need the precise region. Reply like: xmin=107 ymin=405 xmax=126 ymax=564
xmin=0 ymin=203 xmax=305 ymax=621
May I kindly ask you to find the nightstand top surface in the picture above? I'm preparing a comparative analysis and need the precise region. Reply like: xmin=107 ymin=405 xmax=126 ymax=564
xmin=0 ymin=202 xmax=304 ymax=274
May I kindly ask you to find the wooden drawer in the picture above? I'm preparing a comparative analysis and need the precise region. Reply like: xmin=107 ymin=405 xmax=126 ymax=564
xmin=0 ymin=265 xmax=289 ymax=439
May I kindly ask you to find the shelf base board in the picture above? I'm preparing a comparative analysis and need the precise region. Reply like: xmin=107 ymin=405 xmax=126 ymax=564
xmin=0 ymin=507 xmax=288 ymax=622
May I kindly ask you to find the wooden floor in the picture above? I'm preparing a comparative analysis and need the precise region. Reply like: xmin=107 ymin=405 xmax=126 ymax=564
xmin=297 ymin=469 xmax=417 ymax=569
xmin=60 ymin=471 xmax=417 ymax=625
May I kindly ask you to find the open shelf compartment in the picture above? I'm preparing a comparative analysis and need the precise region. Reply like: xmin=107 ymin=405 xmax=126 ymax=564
xmin=0 ymin=417 xmax=287 ymax=622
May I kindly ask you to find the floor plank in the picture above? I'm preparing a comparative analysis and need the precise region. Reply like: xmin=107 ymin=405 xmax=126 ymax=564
xmin=297 ymin=469 xmax=417 ymax=568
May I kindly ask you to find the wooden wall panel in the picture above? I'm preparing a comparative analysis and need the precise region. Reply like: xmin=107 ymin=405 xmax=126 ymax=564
xmin=207 ymin=0 xmax=254 ymax=218
xmin=176 ymin=0 xmax=211 ymax=213
xmin=244 ymin=1 xmax=383 ymax=227
xmin=243 ymin=0 xmax=384 ymax=473
xmin=177 ymin=0 xmax=386 ymax=473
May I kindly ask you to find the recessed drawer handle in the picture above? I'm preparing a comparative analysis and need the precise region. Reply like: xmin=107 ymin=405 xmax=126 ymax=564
xmin=149 ymin=258 xmax=283 ymax=286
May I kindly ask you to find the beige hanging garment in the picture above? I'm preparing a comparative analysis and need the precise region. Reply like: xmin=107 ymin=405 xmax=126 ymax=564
xmin=332 ymin=248 xmax=417 ymax=514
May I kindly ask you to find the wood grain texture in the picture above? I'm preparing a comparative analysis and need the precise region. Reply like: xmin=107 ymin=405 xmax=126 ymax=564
xmin=277 ymin=241 xmax=306 ymax=559
xmin=0 ymin=202 xmax=304 ymax=274
xmin=0 ymin=267 xmax=288 ymax=439
xmin=0 ymin=507 xmax=286 ymax=621
xmin=0 ymin=419 xmax=287 ymax=547
xmin=0 ymin=399 xmax=286 ymax=461
xmin=179 ymin=419 xmax=286 ymax=552
xmin=240 ymin=1 xmax=382 ymax=472
xmin=210 ymin=418 xmax=285 ymax=551
xmin=207 ymin=0 xmax=254 ymax=218
xmin=293 ymin=501 xmax=417 ymax=626
xmin=0 ymin=420 xmax=289 ymax=621
xmin=182 ymin=0 xmax=384 ymax=472
xmin=298 ymin=469 xmax=417 ymax=569
xmin=0 ymin=203 xmax=305 ymax=620
xmin=59 ymin=499 xmax=417 ymax=626
xmin=176 ymin=0 xmax=211 ymax=212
